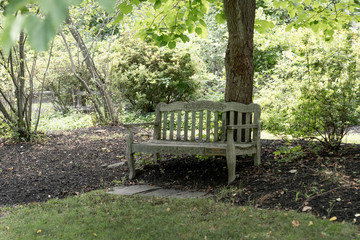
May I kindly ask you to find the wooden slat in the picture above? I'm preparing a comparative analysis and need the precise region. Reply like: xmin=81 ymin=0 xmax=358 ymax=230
xmin=214 ymin=112 xmax=219 ymax=141
xmin=206 ymin=111 xmax=211 ymax=142
xmin=177 ymin=111 xmax=182 ymax=140
xmin=237 ymin=112 xmax=242 ymax=144
xmin=221 ymin=112 xmax=226 ymax=141
xmin=199 ymin=110 xmax=203 ymax=141
xmin=169 ymin=112 xmax=175 ymax=140
xmin=245 ymin=112 xmax=251 ymax=143
xmin=191 ymin=111 xmax=196 ymax=141
xmin=184 ymin=111 xmax=189 ymax=141
xmin=162 ymin=112 xmax=168 ymax=140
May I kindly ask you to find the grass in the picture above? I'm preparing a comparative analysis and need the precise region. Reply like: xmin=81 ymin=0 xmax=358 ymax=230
xmin=1 ymin=191 xmax=359 ymax=240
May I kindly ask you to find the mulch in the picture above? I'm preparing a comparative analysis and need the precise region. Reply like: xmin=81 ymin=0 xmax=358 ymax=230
xmin=0 ymin=126 xmax=359 ymax=225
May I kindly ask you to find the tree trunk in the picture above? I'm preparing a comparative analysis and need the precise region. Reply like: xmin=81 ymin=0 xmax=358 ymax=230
xmin=223 ymin=0 xmax=256 ymax=104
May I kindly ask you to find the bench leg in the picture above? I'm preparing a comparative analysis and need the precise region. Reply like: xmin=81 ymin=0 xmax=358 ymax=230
xmin=127 ymin=152 xmax=136 ymax=179
xmin=226 ymin=129 xmax=236 ymax=184
xmin=254 ymin=152 xmax=261 ymax=166
xmin=153 ymin=153 xmax=159 ymax=164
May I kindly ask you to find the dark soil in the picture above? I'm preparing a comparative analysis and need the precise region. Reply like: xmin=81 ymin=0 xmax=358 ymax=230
xmin=1 ymin=126 xmax=359 ymax=225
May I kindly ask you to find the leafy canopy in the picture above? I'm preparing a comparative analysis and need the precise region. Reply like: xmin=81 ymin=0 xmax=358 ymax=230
xmin=1 ymin=0 xmax=360 ymax=53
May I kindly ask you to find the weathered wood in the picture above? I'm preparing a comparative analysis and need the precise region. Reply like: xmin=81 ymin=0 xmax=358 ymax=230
xmin=177 ymin=111 xmax=181 ymax=140
xmin=191 ymin=111 xmax=196 ymax=141
xmin=214 ymin=112 xmax=219 ymax=141
xmin=226 ymin=129 xmax=236 ymax=183
xmin=125 ymin=101 xmax=261 ymax=185
xmin=199 ymin=110 xmax=203 ymax=140
xmin=221 ymin=112 xmax=226 ymax=141
xmin=206 ymin=110 xmax=211 ymax=142
xmin=162 ymin=112 xmax=168 ymax=140
xmin=170 ymin=112 xmax=175 ymax=140
xmin=184 ymin=111 xmax=189 ymax=141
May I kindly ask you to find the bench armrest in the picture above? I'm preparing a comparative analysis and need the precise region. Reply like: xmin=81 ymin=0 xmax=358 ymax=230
xmin=124 ymin=121 xmax=159 ymax=128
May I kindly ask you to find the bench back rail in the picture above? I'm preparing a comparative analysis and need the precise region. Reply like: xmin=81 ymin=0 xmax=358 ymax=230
xmin=154 ymin=101 xmax=261 ymax=144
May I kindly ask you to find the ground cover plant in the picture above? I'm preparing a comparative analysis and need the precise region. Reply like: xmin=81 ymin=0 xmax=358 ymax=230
xmin=1 ymin=191 xmax=359 ymax=239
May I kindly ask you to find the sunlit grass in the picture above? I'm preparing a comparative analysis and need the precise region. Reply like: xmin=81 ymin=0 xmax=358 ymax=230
xmin=0 ymin=191 xmax=358 ymax=240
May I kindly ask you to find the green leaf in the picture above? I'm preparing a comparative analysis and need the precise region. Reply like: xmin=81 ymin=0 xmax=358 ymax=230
xmin=39 ymin=0 xmax=69 ymax=27
xmin=285 ymin=23 xmax=294 ymax=31
xmin=195 ymin=27 xmax=202 ymax=35
xmin=160 ymin=41 xmax=168 ymax=47
xmin=24 ymin=15 xmax=55 ymax=52
xmin=254 ymin=20 xmax=275 ymax=33
xmin=119 ymin=2 xmax=133 ymax=15
xmin=199 ymin=19 xmax=207 ymax=28
xmin=96 ymin=0 xmax=116 ymax=13
xmin=114 ymin=13 xmax=124 ymax=24
xmin=215 ymin=13 xmax=226 ymax=24
xmin=66 ymin=0 xmax=83 ymax=5
xmin=168 ymin=41 xmax=176 ymax=49
xmin=180 ymin=34 xmax=190 ymax=43
xmin=130 ymin=0 xmax=141 ymax=5
xmin=154 ymin=0 xmax=161 ymax=10
xmin=304 ymin=0 xmax=311 ymax=5
xmin=4 ymin=0 xmax=28 ymax=16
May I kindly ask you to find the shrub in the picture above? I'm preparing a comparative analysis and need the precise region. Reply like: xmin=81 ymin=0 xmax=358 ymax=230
xmin=109 ymin=32 xmax=198 ymax=113
xmin=258 ymin=30 xmax=360 ymax=148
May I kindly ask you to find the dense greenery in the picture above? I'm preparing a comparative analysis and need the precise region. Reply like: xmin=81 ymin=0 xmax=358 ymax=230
xmin=257 ymin=28 xmax=360 ymax=148
xmin=0 ymin=1 xmax=359 ymax=145
xmin=109 ymin=32 xmax=198 ymax=112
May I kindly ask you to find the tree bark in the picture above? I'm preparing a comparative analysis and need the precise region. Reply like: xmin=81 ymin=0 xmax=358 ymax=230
xmin=224 ymin=0 xmax=256 ymax=104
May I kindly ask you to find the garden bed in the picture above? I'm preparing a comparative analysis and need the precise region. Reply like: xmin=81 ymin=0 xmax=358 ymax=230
xmin=0 ymin=126 xmax=359 ymax=225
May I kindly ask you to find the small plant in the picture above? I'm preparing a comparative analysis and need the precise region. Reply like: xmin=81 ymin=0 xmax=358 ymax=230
xmin=273 ymin=145 xmax=304 ymax=162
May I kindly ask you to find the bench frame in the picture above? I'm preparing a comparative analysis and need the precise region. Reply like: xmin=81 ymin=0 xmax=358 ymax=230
xmin=124 ymin=101 xmax=261 ymax=184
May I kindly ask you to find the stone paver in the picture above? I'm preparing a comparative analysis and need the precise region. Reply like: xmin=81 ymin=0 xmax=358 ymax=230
xmin=108 ymin=185 xmax=211 ymax=198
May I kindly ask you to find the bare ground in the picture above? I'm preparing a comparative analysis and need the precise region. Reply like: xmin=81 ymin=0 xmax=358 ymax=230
xmin=0 ymin=126 xmax=359 ymax=225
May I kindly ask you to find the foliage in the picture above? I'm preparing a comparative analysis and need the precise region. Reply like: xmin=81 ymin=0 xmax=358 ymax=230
xmin=108 ymin=32 xmax=198 ymax=113
xmin=258 ymin=29 xmax=360 ymax=148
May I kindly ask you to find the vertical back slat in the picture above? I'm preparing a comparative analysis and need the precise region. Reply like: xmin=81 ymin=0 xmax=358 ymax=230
xmin=237 ymin=112 xmax=242 ymax=143
xmin=221 ymin=112 xmax=226 ymax=141
xmin=245 ymin=112 xmax=251 ymax=142
xmin=214 ymin=112 xmax=219 ymax=141
xmin=206 ymin=111 xmax=211 ymax=142
xmin=162 ymin=112 xmax=168 ymax=140
xmin=184 ymin=111 xmax=189 ymax=141
xmin=177 ymin=111 xmax=182 ymax=140
xmin=169 ymin=112 xmax=175 ymax=140
xmin=199 ymin=110 xmax=203 ymax=141
xmin=191 ymin=111 xmax=196 ymax=141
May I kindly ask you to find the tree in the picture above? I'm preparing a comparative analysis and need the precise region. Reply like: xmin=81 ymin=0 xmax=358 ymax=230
xmin=1 ymin=0 xmax=360 ymax=106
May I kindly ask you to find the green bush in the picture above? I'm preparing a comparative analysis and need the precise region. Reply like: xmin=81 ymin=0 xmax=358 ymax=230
xmin=109 ymin=32 xmax=198 ymax=113
xmin=258 ymin=30 xmax=360 ymax=148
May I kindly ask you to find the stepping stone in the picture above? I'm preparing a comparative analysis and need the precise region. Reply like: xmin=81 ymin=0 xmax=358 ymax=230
xmin=108 ymin=184 xmax=211 ymax=199
xmin=108 ymin=185 xmax=161 ymax=195
xmin=140 ymin=189 xmax=209 ymax=199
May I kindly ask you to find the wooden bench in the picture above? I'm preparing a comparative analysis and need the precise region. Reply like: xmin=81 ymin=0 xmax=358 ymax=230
xmin=124 ymin=100 xmax=261 ymax=184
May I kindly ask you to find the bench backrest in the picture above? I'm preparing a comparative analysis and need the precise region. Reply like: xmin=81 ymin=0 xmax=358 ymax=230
xmin=154 ymin=101 xmax=261 ymax=144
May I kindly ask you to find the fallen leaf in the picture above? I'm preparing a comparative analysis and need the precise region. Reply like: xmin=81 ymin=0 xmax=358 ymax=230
xmin=302 ymin=206 xmax=312 ymax=212
xmin=289 ymin=169 xmax=297 ymax=174
xmin=355 ymin=213 xmax=360 ymax=217
xmin=292 ymin=220 xmax=300 ymax=227
xmin=329 ymin=216 xmax=337 ymax=222
xmin=6 ymin=226 xmax=9 ymax=230
xmin=37 ymin=229 xmax=42 ymax=234
xmin=93 ymin=233 xmax=98 ymax=237
xmin=308 ymin=221 xmax=313 ymax=226
xmin=166 ymin=208 xmax=170 ymax=212
xmin=242 ymin=208 xmax=246 ymax=212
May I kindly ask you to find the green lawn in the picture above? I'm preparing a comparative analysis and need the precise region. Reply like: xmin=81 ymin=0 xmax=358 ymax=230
xmin=1 ymin=191 xmax=359 ymax=240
